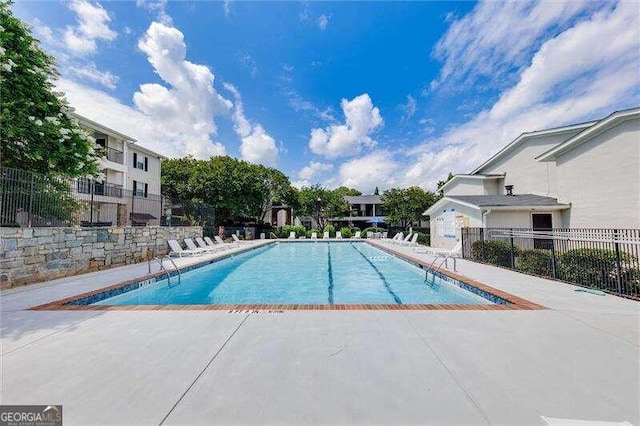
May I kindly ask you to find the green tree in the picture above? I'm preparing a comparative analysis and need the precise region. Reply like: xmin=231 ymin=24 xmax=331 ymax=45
xmin=297 ymin=184 xmax=335 ymax=230
xmin=330 ymin=185 xmax=361 ymax=219
xmin=0 ymin=2 xmax=100 ymax=177
xmin=381 ymin=186 xmax=438 ymax=229
xmin=436 ymin=172 xmax=455 ymax=195
xmin=297 ymin=185 xmax=361 ymax=229
xmin=244 ymin=165 xmax=298 ymax=225
xmin=161 ymin=156 xmax=298 ymax=226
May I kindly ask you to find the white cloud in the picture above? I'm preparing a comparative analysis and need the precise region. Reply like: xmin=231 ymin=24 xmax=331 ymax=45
xmin=298 ymin=161 xmax=333 ymax=180
xmin=57 ymin=78 xmax=226 ymax=158
xmin=431 ymin=1 xmax=601 ymax=91
xmin=338 ymin=151 xmax=400 ymax=192
xmin=287 ymin=90 xmax=336 ymax=123
xmin=239 ymin=125 xmax=279 ymax=166
xmin=63 ymin=0 xmax=117 ymax=55
xmin=290 ymin=179 xmax=310 ymax=189
xmin=299 ymin=1 xmax=310 ymax=22
xmin=223 ymin=0 xmax=231 ymax=17
xmin=68 ymin=62 xmax=119 ymax=89
xmin=309 ymin=93 xmax=383 ymax=158
xmin=398 ymin=95 xmax=417 ymax=123
xmin=224 ymin=83 xmax=279 ymax=166
xmin=133 ymin=21 xmax=232 ymax=158
xmin=31 ymin=18 xmax=55 ymax=45
xmin=30 ymin=6 xmax=118 ymax=90
xmin=317 ymin=14 xmax=329 ymax=30
xmin=237 ymin=52 xmax=258 ymax=78
xmin=136 ymin=0 xmax=172 ymax=24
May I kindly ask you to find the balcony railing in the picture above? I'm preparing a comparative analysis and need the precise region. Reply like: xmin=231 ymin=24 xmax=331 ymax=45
xmin=105 ymin=147 xmax=124 ymax=164
xmin=76 ymin=180 xmax=124 ymax=198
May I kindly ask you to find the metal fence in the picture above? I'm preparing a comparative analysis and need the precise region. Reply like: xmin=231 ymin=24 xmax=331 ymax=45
xmin=1 ymin=166 xmax=163 ymax=227
xmin=461 ymin=227 xmax=640 ymax=299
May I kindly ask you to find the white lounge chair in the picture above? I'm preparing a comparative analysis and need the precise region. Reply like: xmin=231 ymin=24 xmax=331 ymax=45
xmin=398 ymin=233 xmax=419 ymax=247
xmin=352 ymin=231 xmax=361 ymax=239
xmin=204 ymin=236 xmax=218 ymax=247
xmin=323 ymin=231 xmax=330 ymax=239
xmin=231 ymin=234 xmax=244 ymax=244
xmin=288 ymin=232 xmax=296 ymax=239
xmin=366 ymin=232 xmax=373 ymax=239
xmin=168 ymin=240 xmax=202 ymax=257
xmin=336 ymin=231 xmax=342 ymax=239
xmin=214 ymin=235 xmax=233 ymax=246
xmin=388 ymin=232 xmax=403 ymax=244
xmin=392 ymin=233 xmax=412 ymax=245
xmin=381 ymin=232 xmax=388 ymax=239
xmin=310 ymin=232 xmax=318 ymax=240
xmin=196 ymin=237 xmax=221 ymax=252
xmin=414 ymin=240 xmax=463 ymax=257
xmin=185 ymin=238 xmax=215 ymax=253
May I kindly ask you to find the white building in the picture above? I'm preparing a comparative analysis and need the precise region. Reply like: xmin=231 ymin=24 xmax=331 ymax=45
xmin=426 ymin=107 xmax=640 ymax=249
xmin=330 ymin=195 xmax=387 ymax=228
xmin=74 ymin=115 xmax=165 ymax=226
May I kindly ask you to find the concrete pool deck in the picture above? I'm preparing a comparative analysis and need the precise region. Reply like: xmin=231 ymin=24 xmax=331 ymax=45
xmin=1 ymin=239 xmax=638 ymax=425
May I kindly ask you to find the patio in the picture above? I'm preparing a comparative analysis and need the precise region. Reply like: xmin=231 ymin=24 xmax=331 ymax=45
xmin=1 ymin=241 xmax=638 ymax=425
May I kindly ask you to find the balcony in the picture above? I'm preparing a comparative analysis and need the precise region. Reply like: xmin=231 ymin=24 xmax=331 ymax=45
xmin=105 ymin=147 xmax=124 ymax=164
xmin=76 ymin=180 xmax=124 ymax=198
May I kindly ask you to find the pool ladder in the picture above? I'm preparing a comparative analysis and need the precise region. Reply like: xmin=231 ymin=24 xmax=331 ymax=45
xmin=269 ymin=232 xmax=280 ymax=240
xmin=148 ymin=255 xmax=181 ymax=286
xmin=425 ymin=253 xmax=457 ymax=281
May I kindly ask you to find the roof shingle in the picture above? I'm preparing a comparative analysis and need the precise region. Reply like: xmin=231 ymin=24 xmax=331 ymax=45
xmin=448 ymin=194 xmax=566 ymax=207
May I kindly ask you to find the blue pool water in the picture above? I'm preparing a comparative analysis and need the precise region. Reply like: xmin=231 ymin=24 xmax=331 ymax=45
xmin=94 ymin=242 xmax=494 ymax=305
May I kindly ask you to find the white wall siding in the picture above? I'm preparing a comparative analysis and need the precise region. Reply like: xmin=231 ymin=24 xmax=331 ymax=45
xmin=126 ymin=148 xmax=162 ymax=195
xmin=555 ymin=118 xmax=640 ymax=228
xmin=480 ymin=132 xmax=582 ymax=196
xmin=445 ymin=179 xmax=487 ymax=196
xmin=483 ymin=210 xmax=562 ymax=228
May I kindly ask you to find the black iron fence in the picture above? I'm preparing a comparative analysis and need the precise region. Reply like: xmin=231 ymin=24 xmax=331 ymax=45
xmin=1 ymin=166 xmax=163 ymax=227
xmin=462 ymin=227 xmax=640 ymax=299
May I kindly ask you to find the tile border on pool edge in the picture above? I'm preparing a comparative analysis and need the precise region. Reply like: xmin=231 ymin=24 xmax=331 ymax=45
xmin=29 ymin=240 xmax=545 ymax=312
xmin=366 ymin=241 xmax=545 ymax=310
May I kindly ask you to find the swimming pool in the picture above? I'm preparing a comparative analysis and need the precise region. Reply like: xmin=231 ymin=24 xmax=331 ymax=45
xmin=88 ymin=242 xmax=498 ymax=306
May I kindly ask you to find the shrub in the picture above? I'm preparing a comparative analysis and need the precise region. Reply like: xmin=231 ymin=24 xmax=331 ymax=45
xmin=305 ymin=228 xmax=320 ymax=238
xmin=471 ymin=240 xmax=518 ymax=268
xmin=414 ymin=232 xmax=430 ymax=246
xmin=517 ymin=249 xmax=553 ymax=277
xmin=340 ymin=227 xmax=352 ymax=238
xmin=621 ymin=267 xmax=640 ymax=295
xmin=277 ymin=224 xmax=306 ymax=238
xmin=557 ymin=248 xmax=625 ymax=289
xmin=350 ymin=226 xmax=361 ymax=233
xmin=323 ymin=224 xmax=336 ymax=237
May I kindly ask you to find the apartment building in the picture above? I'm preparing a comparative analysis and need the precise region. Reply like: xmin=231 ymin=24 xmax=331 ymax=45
xmin=330 ymin=195 xmax=387 ymax=228
xmin=426 ymin=107 xmax=640 ymax=249
xmin=74 ymin=115 xmax=165 ymax=226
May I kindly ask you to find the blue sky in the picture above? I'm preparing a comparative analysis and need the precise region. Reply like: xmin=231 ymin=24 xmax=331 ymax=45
xmin=13 ymin=1 xmax=640 ymax=192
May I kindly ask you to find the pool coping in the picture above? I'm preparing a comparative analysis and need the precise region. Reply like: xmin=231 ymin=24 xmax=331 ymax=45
xmin=29 ymin=240 xmax=545 ymax=311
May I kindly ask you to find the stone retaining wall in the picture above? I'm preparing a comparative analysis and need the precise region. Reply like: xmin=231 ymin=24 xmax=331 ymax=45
xmin=0 ymin=226 xmax=202 ymax=288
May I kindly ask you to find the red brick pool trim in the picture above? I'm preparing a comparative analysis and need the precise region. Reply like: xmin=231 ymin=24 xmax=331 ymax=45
xmin=30 ymin=240 xmax=545 ymax=311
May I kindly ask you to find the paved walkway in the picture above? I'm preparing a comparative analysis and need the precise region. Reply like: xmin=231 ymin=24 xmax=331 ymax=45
xmin=1 ymin=240 xmax=638 ymax=425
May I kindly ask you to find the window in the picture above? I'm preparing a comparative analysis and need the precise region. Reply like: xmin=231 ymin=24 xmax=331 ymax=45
xmin=95 ymin=132 xmax=107 ymax=148
xmin=132 ymin=180 xmax=148 ymax=197
xmin=132 ymin=153 xmax=148 ymax=171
